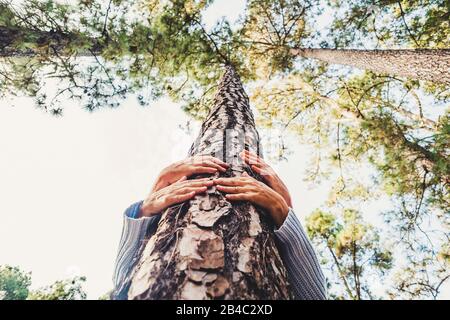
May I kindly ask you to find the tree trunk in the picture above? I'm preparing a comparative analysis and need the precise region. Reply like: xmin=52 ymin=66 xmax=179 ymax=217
xmin=0 ymin=26 xmax=101 ymax=57
xmin=125 ymin=65 xmax=293 ymax=300
xmin=291 ymin=48 xmax=450 ymax=85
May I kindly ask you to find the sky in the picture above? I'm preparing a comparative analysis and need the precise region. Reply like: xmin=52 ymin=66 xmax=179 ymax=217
xmin=0 ymin=0 xmax=448 ymax=300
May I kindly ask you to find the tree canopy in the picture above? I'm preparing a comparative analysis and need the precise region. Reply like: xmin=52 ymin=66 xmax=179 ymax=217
xmin=0 ymin=0 xmax=448 ymax=299
xmin=0 ymin=265 xmax=87 ymax=300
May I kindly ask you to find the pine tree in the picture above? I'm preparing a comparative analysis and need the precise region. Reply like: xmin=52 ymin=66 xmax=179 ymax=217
xmin=123 ymin=66 xmax=293 ymax=300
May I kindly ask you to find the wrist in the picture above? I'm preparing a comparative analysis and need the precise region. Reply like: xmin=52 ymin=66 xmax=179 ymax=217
xmin=269 ymin=176 xmax=285 ymax=191
xmin=271 ymin=194 xmax=289 ymax=228
xmin=140 ymin=200 xmax=159 ymax=217
xmin=270 ymin=180 xmax=292 ymax=208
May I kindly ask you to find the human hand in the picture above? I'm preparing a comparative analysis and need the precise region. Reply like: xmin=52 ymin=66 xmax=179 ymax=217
xmin=140 ymin=176 xmax=213 ymax=217
xmin=152 ymin=155 xmax=228 ymax=192
xmin=214 ymin=173 xmax=289 ymax=228
xmin=240 ymin=150 xmax=292 ymax=208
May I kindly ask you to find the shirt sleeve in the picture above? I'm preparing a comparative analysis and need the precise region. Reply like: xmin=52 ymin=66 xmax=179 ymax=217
xmin=112 ymin=201 xmax=160 ymax=291
xmin=274 ymin=208 xmax=327 ymax=300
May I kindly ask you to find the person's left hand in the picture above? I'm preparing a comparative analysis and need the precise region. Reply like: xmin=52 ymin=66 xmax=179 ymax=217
xmin=214 ymin=173 xmax=289 ymax=228
xmin=240 ymin=150 xmax=292 ymax=207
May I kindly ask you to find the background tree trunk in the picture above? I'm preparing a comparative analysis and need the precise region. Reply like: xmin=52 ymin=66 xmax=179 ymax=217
xmin=291 ymin=48 xmax=450 ymax=85
xmin=126 ymin=65 xmax=294 ymax=300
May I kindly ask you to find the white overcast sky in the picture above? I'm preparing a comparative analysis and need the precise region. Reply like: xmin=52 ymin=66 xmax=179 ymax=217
xmin=0 ymin=0 xmax=448 ymax=299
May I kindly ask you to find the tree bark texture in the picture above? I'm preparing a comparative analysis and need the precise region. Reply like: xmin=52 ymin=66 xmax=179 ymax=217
xmin=291 ymin=48 xmax=450 ymax=85
xmin=125 ymin=65 xmax=294 ymax=300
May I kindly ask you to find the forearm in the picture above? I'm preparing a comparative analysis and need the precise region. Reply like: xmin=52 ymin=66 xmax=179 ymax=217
xmin=274 ymin=209 xmax=327 ymax=300
xmin=112 ymin=201 xmax=160 ymax=298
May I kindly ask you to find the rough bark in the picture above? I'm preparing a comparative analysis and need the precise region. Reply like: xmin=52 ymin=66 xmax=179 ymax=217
xmin=291 ymin=48 xmax=450 ymax=85
xmin=125 ymin=65 xmax=294 ymax=300
xmin=0 ymin=26 xmax=101 ymax=57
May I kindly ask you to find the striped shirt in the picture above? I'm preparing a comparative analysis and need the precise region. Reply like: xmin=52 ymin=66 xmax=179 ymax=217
xmin=113 ymin=201 xmax=327 ymax=300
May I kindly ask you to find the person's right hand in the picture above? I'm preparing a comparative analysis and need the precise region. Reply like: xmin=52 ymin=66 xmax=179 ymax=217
xmin=152 ymin=155 xmax=229 ymax=192
xmin=140 ymin=176 xmax=213 ymax=217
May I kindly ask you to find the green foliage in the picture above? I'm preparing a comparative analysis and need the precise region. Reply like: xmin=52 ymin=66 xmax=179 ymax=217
xmin=0 ymin=3 xmax=15 ymax=27
xmin=254 ymin=66 xmax=448 ymax=297
xmin=306 ymin=208 xmax=393 ymax=299
xmin=98 ymin=291 xmax=112 ymax=300
xmin=328 ymin=0 xmax=450 ymax=48
xmin=28 ymin=276 xmax=87 ymax=300
xmin=238 ymin=0 xmax=316 ymax=78
xmin=386 ymin=237 xmax=450 ymax=299
xmin=0 ymin=265 xmax=32 ymax=300
xmin=0 ymin=265 xmax=87 ymax=300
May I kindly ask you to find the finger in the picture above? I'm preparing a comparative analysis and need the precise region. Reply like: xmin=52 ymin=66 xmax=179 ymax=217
xmin=205 ymin=156 xmax=229 ymax=168
xmin=246 ymin=155 xmax=264 ymax=167
xmin=167 ymin=191 xmax=197 ymax=204
xmin=176 ymin=176 xmax=187 ymax=183
xmin=241 ymin=171 xmax=260 ymax=183
xmin=241 ymin=171 xmax=259 ymax=183
xmin=176 ymin=179 xmax=214 ymax=189
xmin=251 ymin=165 xmax=271 ymax=176
xmin=194 ymin=155 xmax=228 ymax=167
xmin=192 ymin=166 xmax=219 ymax=174
xmin=242 ymin=149 xmax=261 ymax=158
xmin=251 ymin=165 xmax=262 ymax=174
xmin=241 ymin=149 xmax=256 ymax=158
xmin=201 ymin=160 xmax=228 ymax=172
xmin=240 ymin=151 xmax=254 ymax=163
xmin=174 ymin=177 xmax=211 ymax=185
xmin=173 ymin=186 xmax=208 ymax=195
xmin=213 ymin=177 xmax=248 ymax=186
xmin=241 ymin=151 xmax=263 ymax=166
xmin=252 ymin=166 xmax=277 ymax=184
xmin=243 ymin=150 xmax=267 ymax=166
xmin=225 ymin=193 xmax=255 ymax=201
xmin=216 ymin=185 xmax=250 ymax=193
